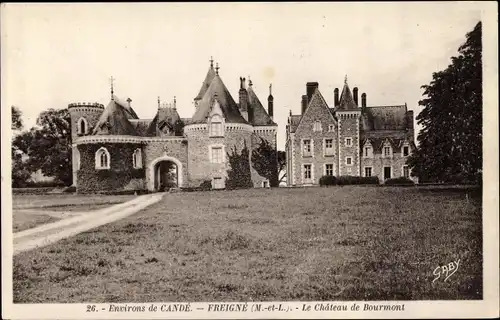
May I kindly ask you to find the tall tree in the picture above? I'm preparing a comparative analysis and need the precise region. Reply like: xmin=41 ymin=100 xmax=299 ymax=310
xmin=408 ymin=21 xmax=482 ymax=183
xmin=11 ymin=106 xmax=32 ymax=187
xmin=11 ymin=106 xmax=23 ymax=131
xmin=277 ymin=151 xmax=286 ymax=185
xmin=226 ymin=143 xmax=253 ymax=190
xmin=13 ymin=108 xmax=73 ymax=185
xmin=251 ymin=138 xmax=279 ymax=187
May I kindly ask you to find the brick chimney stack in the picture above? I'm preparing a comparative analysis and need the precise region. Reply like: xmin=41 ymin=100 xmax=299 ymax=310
xmin=306 ymin=82 xmax=319 ymax=102
xmin=353 ymin=87 xmax=359 ymax=106
xmin=334 ymin=88 xmax=339 ymax=107
xmin=238 ymin=77 xmax=249 ymax=121
xmin=361 ymin=93 xmax=367 ymax=109
xmin=301 ymin=95 xmax=308 ymax=114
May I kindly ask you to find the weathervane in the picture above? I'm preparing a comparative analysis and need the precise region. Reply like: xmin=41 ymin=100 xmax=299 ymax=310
xmin=110 ymin=76 xmax=115 ymax=100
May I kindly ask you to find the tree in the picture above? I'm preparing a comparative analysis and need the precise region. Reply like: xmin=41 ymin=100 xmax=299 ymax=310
xmin=408 ymin=21 xmax=482 ymax=184
xmin=226 ymin=142 xmax=253 ymax=189
xmin=11 ymin=106 xmax=23 ymax=131
xmin=251 ymin=137 xmax=279 ymax=187
xmin=13 ymin=108 xmax=73 ymax=186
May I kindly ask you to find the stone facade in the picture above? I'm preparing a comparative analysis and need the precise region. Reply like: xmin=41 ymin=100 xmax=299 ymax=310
xmin=69 ymin=60 xmax=277 ymax=193
xmin=286 ymin=80 xmax=417 ymax=186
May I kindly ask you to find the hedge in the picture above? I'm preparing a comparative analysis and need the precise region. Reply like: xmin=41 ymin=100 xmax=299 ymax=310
xmin=319 ymin=175 xmax=379 ymax=186
xmin=384 ymin=177 xmax=415 ymax=186
xmin=319 ymin=176 xmax=337 ymax=186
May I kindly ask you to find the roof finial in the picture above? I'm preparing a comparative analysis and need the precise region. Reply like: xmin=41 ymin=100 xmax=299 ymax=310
xmin=248 ymin=76 xmax=253 ymax=87
xmin=210 ymin=56 xmax=214 ymax=68
xmin=157 ymin=96 xmax=160 ymax=109
xmin=215 ymin=62 xmax=219 ymax=75
xmin=344 ymin=74 xmax=348 ymax=85
xmin=173 ymin=96 xmax=177 ymax=109
xmin=269 ymin=83 xmax=272 ymax=95
xmin=110 ymin=76 xmax=115 ymax=100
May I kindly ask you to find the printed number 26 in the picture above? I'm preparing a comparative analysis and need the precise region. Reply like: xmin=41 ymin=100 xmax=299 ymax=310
xmin=86 ymin=305 xmax=97 ymax=312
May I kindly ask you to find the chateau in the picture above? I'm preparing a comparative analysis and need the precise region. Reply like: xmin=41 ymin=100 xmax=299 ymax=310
xmin=69 ymin=59 xmax=277 ymax=193
xmin=285 ymin=79 xmax=418 ymax=186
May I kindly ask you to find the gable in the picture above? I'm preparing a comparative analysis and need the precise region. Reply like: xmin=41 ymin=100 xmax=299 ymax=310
xmin=295 ymin=89 xmax=336 ymax=133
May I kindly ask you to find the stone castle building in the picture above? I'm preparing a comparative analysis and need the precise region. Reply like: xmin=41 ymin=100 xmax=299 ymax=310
xmin=69 ymin=59 xmax=277 ymax=193
xmin=285 ymin=78 xmax=417 ymax=186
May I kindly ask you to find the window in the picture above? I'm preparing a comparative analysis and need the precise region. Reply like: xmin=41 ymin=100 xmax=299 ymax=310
xmin=304 ymin=164 xmax=312 ymax=180
xmin=403 ymin=146 xmax=409 ymax=157
xmin=363 ymin=146 xmax=373 ymax=158
xmin=403 ymin=165 xmax=410 ymax=178
xmin=78 ymin=117 xmax=88 ymax=135
xmin=303 ymin=139 xmax=312 ymax=157
xmin=324 ymin=139 xmax=334 ymax=156
xmin=313 ymin=121 xmax=322 ymax=132
xmin=365 ymin=167 xmax=372 ymax=177
xmin=133 ymin=149 xmax=142 ymax=168
xmin=210 ymin=115 xmax=224 ymax=137
xmin=211 ymin=147 xmax=224 ymax=163
xmin=95 ymin=147 xmax=110 ymax=169
xmin=213 ymin=177 xmax=224 ymax=189
xmin=325 ymin=164 xmax=334 ymax=176
xmin=346 ymin=157 xmax=352 ymax=166
xmin=328 ymin=124 xmax=335 ymax=132
xmin=262 ymin=180 xmax=269 ymax=188
xmin=384 ymin=146 xmax=392 ymax=157
xmin=345 ymin=137 xmax=352 ymax=147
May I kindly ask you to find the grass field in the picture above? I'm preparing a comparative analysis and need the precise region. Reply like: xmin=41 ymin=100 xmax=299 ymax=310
xmin=13 ymin=186 xmax=482 ymax=302
xmin=12 ymin=194 xmax=136 ymax=232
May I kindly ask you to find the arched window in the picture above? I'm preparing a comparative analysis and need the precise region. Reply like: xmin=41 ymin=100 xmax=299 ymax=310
xmin=95 ymin=147 xmax=110 ymax=169
xmin=133 ymin=148 xmax=142 ymax=168
xmin=209 ymin=115 xmax=224 ymax=137
xmin=78 ymin=117 xmax=88 ymax=135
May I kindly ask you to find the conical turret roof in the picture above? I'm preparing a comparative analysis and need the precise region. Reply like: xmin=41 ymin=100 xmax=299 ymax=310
xmin=92 ymin=99 xmax=137 ymax=135
xmin=191 ymin=74 xmax=247 ymax=124
xmin=247 ymin=85 xmax=276 ymax=126
xmin=338 ymin=80 xmax=358 ymax=110
xmin=194 ymin=63 xmax=216 ymax=101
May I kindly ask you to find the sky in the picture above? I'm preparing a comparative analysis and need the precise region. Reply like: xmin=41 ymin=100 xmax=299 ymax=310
xmin=1 ymin=2 xmax=483 ymax=150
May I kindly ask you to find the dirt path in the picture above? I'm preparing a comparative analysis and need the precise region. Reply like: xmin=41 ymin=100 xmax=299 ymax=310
xmin=13 ymin=193 xmax=163 ymax=255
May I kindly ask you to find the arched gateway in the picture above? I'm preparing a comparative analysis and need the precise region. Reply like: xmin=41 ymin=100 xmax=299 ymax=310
xmin=149 ymin=156 xmax=184 ymax=191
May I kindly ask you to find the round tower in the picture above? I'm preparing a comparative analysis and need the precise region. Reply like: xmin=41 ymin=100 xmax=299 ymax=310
xmin=67 ymin=102 xmax=104 ymax=187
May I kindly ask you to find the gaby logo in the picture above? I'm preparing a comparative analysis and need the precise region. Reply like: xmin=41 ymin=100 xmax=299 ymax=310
xmin=432 ymin=259 xmax=460 ymax=283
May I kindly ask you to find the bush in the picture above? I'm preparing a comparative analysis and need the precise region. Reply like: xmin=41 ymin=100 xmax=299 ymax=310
xmin=384 ymin=177 xmax=415 ymax=186
xmin=199 ymin=180 xmax=212 ymax=191
xmin=63 ymin=186 xmax=76 ymax=193
xmin=319 ymin=175 xmax=337 ymax=186
xmin=336 ymin=175 xmax=379 ymax=185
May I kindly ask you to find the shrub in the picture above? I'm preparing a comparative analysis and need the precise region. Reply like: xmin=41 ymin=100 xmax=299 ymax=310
xmin=336 ymin=175 xmax=379 ymax=185
xmin=319 ymin=175 xmax=337 ymax=186
xmin=199 ymin=180 xmax=212 ymax=191
xmin=384 ymin=177 xmax=415 ymax=186
xmin=63 ymin=186 xmax=76 ymax=193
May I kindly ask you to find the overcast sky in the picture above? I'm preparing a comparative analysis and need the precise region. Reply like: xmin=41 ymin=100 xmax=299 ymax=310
xmin=2 ymin=3 xmax=482 ymax=149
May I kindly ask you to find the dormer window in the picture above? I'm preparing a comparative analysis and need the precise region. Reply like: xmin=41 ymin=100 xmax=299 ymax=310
xmin=133 ymin=148 xmax=142 ymax=168
xmin=77 ymin=117 xmax=88 ymax=135
xmin=383 ymin=144 xmax=393 ymax=158
xmin=402 ymin=145 xmax=410 ymax=157
xmin=328 ymin=124 xmax=335 ymax=132
xmin=95 ymin=147 xmax=110 ymax=170
xmin=363 ymin=144 xmax=373 ymax=158
xmin=209 ymin=115 xmax=224 ymax=137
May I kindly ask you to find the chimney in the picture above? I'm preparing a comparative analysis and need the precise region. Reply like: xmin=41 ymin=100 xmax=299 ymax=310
xmin=334 ymin=88 xmax=339 ymax=107
xmin=301 ymin=95 xmax=308 ymax=114
xmin=361 ymin=93 xmax=367 ymax=108
xmin=267 ymin=83 xmax=274 ymax=120
xmin=353 ymin=87 xmax=358 ymax=106
xmin=238 ymin=77 xmax=249 ymax=121
xmin=306 ymin=82 xmax=319 ymax=102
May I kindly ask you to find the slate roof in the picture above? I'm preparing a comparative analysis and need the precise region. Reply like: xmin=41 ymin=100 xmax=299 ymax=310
xmin=130 ymin=119 xmax=152 ymax=136
xmin=337 ymin=82 xmax=358 ymax=110
xmin=147 ymin=107 xmax=181 ymax=136
xmin=191 ymin=74 xmax=248 ymax=124
xmin=247 ymin=85 xmax=276 ymax=126
xmin=194 ymin=65 xmax=216 ymax=101
xmin=362 ymin=105 xmax=408 ymax=131
xmin=111 ymin=95 xmax=139 ymax=119
xmin=92 ymin=99 xmax=137 ymax=135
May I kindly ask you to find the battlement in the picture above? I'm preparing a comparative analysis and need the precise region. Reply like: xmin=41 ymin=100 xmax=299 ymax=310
xmin=68 ymin=102 xmax=105 ymax=109
xmin=159 ymin=102 xmax=176 ymax=109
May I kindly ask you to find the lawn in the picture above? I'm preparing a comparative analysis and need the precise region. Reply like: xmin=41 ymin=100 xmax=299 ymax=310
xmin=12 ymin=194 xmax=137 ymax=232
xmin=13 ymin=186 xmax=482 ymax=303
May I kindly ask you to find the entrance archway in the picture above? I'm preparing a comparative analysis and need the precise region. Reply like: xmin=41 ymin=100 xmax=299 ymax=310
xmin=149 ymin=156 xmax=183 ymax=191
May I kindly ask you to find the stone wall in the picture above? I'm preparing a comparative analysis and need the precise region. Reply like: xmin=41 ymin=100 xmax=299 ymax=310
xmin=143 ymin=139 xmax=188 ymax=190
xmin=76 ymin=142 xmax=144 ymax=193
